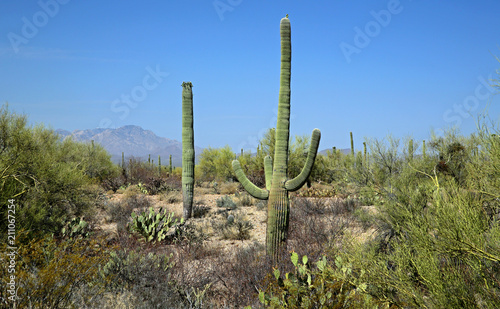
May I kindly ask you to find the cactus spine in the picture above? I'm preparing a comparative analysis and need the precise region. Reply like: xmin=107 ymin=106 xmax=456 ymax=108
xmin=232 ymin=16 xmax=321 ymax=261
xmin=182 ymin=82 xmax=195 ymax=219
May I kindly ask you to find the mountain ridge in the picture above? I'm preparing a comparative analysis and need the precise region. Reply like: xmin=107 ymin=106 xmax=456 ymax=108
xmin=56 ymin=125 xmax=200 ymax=167
xmin=56 ymin=125 xmax=349 ymax=167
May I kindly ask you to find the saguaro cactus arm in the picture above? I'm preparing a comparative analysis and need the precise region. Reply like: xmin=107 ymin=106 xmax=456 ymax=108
xmin=285 ymin=128 xmax=321 ymax=191
xmin=264 ymin=155 xmax=273 ymax=191
xmin=232 ymin=160 xmax=269 ymax=199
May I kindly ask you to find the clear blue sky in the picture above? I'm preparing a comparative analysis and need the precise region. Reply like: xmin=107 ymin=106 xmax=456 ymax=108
xmin=1 ymin=0 xmax=499 ymax=152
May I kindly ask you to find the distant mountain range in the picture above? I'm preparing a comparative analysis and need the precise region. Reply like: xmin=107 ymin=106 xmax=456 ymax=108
xmin=56 ymin=125 xmax=350 ymax=166
xmin=55 ymin=125 xmax=202 ymax=167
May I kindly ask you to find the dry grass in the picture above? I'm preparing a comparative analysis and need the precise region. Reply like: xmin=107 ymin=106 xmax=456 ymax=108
xmin=219 ymin=182 xmax=239 ymax=195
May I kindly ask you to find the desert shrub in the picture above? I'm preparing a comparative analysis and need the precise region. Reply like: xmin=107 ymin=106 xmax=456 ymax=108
xmin=288 ymin=198 xmax=349 ymax=261
xmin=256 ymin=200 xmax=267 ymax=210
xmin=124 ymin=157 xmax=153 ymax=185
xmin=0 ymin=105 xmax=115 ymax=241
xmin=235 ymin=192 xmax=254 ymax=206
xmin=211 ymin=210 xmax=253 ymax=241
xmin=219 ymin=181 xmax=239 ymax=195
xmin=160 ymin=190 xmax=182 ymax=204
xmin=295 ymin=184 xmax=336 ymax=198
xmin=212 ymin=242 xmax=268 ymax=307
xmin=198 ymin=146 xmax=236 ymax=182
xmin=225 ymin=213 xmax=253 ymax=241
xmin=99 ymin=248 xmax=186 ymax=308
xmin=101 ymin=173 xmax=127 ymax=192
xmin=332 ymin=125 xmax=500 ymax=308
xmin=366 ymin=134 xmax=404 ymax=190
xmin=192 ymin=205 xmax=210 ymax=218
xmin=107 ymin=194 xmax=151 ymax=233
xmin=0 ymin=231 xmax=112 ymax=309
xmin=216 ymin=195 xmax=237 ymax=209
xmin=353 ymin=207 xmax=376 ymax=230
xmin=122 ymin=184 xmax=142 ymax=199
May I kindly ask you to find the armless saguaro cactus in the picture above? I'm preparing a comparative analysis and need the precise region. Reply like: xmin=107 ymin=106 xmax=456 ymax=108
xmin=182 ymin=82 xmax=195 ymax=219
xmin=232 ymin=16 xmax=321 ymax=261
xmin=158 ymin=155 xmax=161 ymax=177
xmin=408 ymin=139 xmax=414 ymax=161
xmin=169 ymin=154 xmax=173 ymax=174
xmin=350 ymin=132 xmax=354 ymax=157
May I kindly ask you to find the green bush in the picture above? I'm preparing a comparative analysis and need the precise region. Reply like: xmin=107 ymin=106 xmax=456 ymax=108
xmin=331 ymin=124 xmax=500 ymax=308
xmin=198 ymin=145 xmax=236 ymax=182
xmin=0 ymin=231 xmax=112 ymax=309
xmin=0 ymin=105 xmax=115 ymax=241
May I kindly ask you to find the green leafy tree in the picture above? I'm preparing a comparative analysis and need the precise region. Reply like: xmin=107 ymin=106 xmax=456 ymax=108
xmin=198 ymin=145 xmax=236 ymax=182
xmin=0 ymin=104 xmax=114 ymax=240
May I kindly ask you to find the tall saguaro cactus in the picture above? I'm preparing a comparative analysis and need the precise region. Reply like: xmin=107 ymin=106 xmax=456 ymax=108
xmin=169 ymin=154 xmax=173 ymax=174
xmin=350 ymin=132 xmax=354 ymax=157
xmin=182 ymin=82 xmax=195 ymax=219
xmin=232 ymin=16 xmax=321 ymax=260
xmin=158 ymin=155 xmax=161 ymax=177
xmin=408 ymin=139 xmax=414 ymax=161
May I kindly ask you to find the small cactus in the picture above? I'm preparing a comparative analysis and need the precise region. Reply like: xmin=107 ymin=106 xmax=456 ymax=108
xmin=129 ymin=207 xmax=184 ymax=242
xmin=61 ymin=217 xmax=90 ymax=239
xmin=216 ymin=195 xmax=237 ymax=209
